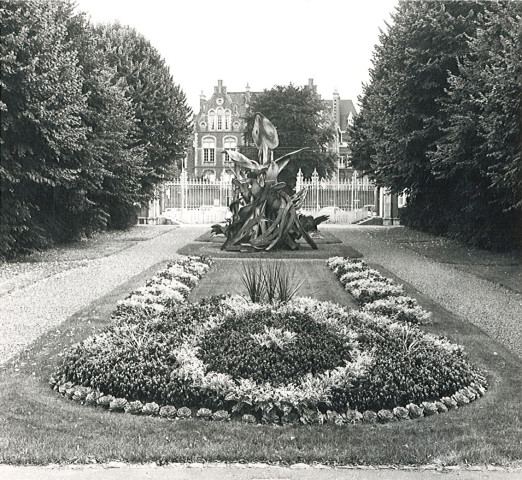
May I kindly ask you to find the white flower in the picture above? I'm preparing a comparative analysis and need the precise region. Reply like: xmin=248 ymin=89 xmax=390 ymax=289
xmin=251 ymin=326 xmax=297 ymax=348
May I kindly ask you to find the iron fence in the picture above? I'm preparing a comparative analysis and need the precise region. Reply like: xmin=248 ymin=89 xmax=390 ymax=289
xmin=153 ymin=170 xmax=376 ymax=224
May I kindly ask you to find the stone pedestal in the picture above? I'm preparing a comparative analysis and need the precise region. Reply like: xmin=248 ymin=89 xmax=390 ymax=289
xmin=381 ymin=189 xmax=400 ymax=226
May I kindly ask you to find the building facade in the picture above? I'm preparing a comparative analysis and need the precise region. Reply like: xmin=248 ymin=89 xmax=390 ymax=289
xmin=323 ymin=89 xmax=358 ymax=180
xmin=185 ymin=79 xmax=357 ymax=180
xmin=185 ymin=80 xmax=257 ymax=181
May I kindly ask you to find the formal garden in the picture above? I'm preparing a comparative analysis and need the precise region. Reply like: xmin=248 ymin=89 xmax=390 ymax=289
xmin=1 ymin=0 xmax=520 ymax=472
xmin=50 ymin=255 xmax=487 ymax=426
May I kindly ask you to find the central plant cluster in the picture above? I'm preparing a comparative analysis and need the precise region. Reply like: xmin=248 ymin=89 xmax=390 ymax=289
xmin=211 ymin=113 xmax=319 ymax=251
xmin=198 ymin=308 xmax=351 ymax=385
xmin=51 ymin=255 xmax=486 ymax=426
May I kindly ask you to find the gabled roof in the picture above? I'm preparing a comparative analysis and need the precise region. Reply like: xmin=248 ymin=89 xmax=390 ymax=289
xmin=323 ymin=98 xmax=357 ymax=131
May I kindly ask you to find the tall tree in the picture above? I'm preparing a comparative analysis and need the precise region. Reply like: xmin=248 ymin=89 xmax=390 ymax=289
xmin=65 ymin=12 xmax=147 ymax=230
xmin=96 ymin=24 xmax=192 ymax=193
xmin=430 ymin=1 xmax=521 ymax=248
xmin=346 ymin=1 xmax=522 ymax=249
xmin=0 ymin=0 xmax=193 ymax=257
xmin=1 ymin=0 xmax=88 ymax=255
xmin=244 ymin=84 xmax=337 ymax=189
xmin=349 ymin=1 xmax=485 ymax=193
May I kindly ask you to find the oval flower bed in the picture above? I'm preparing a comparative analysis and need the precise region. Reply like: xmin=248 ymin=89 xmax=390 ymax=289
xmin=51 ymin=255 xmax=487 ymax=426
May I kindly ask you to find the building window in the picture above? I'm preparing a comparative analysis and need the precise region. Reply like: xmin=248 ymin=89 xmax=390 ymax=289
xmin=222 ymin=136 xmax=237 ymax=163
xmin=208 ymin=110 xmax=215 ymax=130
xmin=224 ymin=110 xmax=231 ymax=130
xmin=216 ymin=107 xmax=223 ymax=131
xmin=203 ymin=137 xmax=216 ymax=163
xmin=202 ymin=169 xmax=216 ymax=181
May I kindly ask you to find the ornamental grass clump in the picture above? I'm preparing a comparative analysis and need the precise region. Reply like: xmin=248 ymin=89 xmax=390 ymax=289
xmin=239 ymin=261 xmax=303 ymax=304
xmin=239 ymin=262 xmax=264 ymax=303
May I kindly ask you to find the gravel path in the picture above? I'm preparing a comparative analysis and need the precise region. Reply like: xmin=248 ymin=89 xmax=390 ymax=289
xmin=1 ymin=224 xmax=520 ymax=365
xmin=326 ymin=225 xmax=522 ymax=359
xmin=0 ymin=463 xmax=519 ymax=480
xmin=0 ymin=226 xmax=200 ymax=365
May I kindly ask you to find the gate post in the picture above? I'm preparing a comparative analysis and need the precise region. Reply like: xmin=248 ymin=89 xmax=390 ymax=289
xmin=311 ymin=169 xmax=320 ymax=211
xmin=180 ymin=169 xmax=188 ymax=211
xmin=352 ymin=170 xmax=359 ymax=210
xmin=382 ymin=189 xmax=400 ymax=225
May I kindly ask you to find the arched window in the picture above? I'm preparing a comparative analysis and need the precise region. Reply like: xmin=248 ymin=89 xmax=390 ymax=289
xmin=202 ymin=137 xmax=216 ymax=163
xmin=208 ymin=110 xmax=215 ymax=130
xmin=224 ymin=109 xmax=231 ymax=130
xmin=216 ymin=107 xmax=223 ymax=131
xmin=222 ymin=136 xmax=237 ymax=163
xmin=202 ymin=169 xmax=216 ymax=181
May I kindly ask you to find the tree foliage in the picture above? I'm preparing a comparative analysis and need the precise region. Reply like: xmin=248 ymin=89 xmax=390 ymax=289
xmin=1 ymin=0 xmax=88 ymax=253
xmin=430 ymin=1 xmax=522 ymax=247
xmin=243 ymin=84 xmax=337 ymax=189
xmin=348 ymin=0 xmax=520 ymax=250
xmin=96 ymin=23 xmax=192 ymax=189
xmin=0 ymin=0 xmax=192 ymax=257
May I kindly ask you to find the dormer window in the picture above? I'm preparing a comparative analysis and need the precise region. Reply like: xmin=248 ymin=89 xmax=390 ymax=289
xmin=208 ymin=110 xmax=215 ymax=130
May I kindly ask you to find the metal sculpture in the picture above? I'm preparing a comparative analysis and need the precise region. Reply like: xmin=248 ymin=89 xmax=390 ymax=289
xmin=211 ymin=113 xmax=319 ymax=251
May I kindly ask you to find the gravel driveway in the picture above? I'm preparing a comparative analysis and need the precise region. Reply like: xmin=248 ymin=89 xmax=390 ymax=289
xmin=1 ymin=224 xmax=520 ymax=365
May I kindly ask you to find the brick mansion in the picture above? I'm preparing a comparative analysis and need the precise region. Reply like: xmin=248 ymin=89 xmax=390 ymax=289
xmin=185 ymin=79 xmax=357 ymax=181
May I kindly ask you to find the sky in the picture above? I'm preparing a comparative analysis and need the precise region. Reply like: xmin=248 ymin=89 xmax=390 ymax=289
xmin=74 ymin=0 xmax=398 ymax=114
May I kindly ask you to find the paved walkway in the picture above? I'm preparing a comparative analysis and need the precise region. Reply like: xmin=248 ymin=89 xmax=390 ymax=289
xmin=0 ymin=463 xmax=519 ymax=480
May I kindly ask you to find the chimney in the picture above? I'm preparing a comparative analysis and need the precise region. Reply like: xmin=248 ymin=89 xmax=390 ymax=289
xmin=307 ymin=78 xmax=317 ymax=94
xmin=333 ymin=89 xmax=341 ymax=125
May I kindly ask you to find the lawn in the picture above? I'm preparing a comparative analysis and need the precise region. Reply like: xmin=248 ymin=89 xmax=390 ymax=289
xmin=0 ymin=257 xmax=520 ymax=467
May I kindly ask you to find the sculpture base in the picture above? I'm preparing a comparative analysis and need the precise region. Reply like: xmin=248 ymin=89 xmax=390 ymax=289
xmin=196 ymin=230 xmax=343 ymax=245
xmin=178 ymin=241 xmax=361 ymax=259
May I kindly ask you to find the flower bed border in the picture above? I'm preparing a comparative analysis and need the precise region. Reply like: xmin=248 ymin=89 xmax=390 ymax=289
xmin=51 ymin=255 xmax=487 ymax=426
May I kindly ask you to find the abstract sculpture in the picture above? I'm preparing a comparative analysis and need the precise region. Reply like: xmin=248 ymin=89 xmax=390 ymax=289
xmin=211 ymin=113 xmax=321 ymax=251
